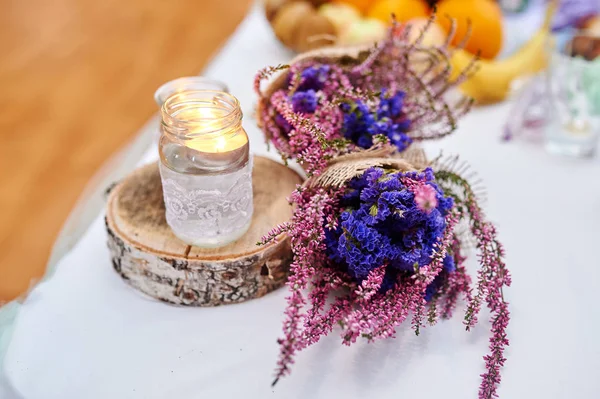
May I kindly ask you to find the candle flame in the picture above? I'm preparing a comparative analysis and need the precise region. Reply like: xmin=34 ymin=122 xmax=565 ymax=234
xmin=214 ymin=136 xmax=227 ymax=152
xmin=182 ymin=107 xmax=247 ymax=153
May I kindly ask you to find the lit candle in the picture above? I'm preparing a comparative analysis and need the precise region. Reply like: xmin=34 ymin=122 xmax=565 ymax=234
xmin=187 ymin=132 xmax=247 ymax=153
xmin=183 ymin=107 xmax=248 ymax=153
xmin=158 ymin=90 xmax=253 ymax=247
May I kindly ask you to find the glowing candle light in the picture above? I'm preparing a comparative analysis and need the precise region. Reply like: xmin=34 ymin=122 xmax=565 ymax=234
xmin=158 ymin=89 xmax=253 ymax=247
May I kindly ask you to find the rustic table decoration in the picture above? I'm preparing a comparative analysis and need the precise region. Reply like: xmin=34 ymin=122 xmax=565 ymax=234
xmin=106 ymin=156 xmax=302 ymax=306
xmin=254 ymin=22 xmax=511 ymax=398
xmin=158 ymin=90 xmax=255 ymax=247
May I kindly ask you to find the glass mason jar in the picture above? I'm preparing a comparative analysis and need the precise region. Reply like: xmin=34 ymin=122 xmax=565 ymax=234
xmin=545 ymin=32 xmax=600 ymax=157
xmin=154 ymin=76 xmax=229 ymax=106
xmin=154 ymin=77 xmax=229 ymax=144
xmin=158 ymin=90 xmax=253 ymax=247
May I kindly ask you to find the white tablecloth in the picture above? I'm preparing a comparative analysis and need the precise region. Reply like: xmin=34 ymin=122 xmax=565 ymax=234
xmin=3 ymin=4 xmax=600 ymax=399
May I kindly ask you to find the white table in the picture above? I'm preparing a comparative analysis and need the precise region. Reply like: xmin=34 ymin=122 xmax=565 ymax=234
xmin=2 ymin=4 xmax=600 ymax=398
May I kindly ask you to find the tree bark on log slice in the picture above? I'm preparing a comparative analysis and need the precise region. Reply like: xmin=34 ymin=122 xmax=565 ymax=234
xmin=105 ymin=156 xmax=302 ymax=306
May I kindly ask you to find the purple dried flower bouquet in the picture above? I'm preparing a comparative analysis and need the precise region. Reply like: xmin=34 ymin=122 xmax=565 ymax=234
xmin=255 ymin=21 xmax=509 ymax=399
xmin=255 ymin=19 xmax=476 ymax=175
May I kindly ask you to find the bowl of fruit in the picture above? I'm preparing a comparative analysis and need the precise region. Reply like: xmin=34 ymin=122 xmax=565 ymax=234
xmin=263 ymin=0 xmax=505 ymax=55
xmin=266 ymin=0 xmax=568 ymax=105
xmin=263 ymin=0 xmax=449 ymax=52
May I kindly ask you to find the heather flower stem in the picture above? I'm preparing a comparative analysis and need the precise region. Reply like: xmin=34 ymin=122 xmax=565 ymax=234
xmin=254 ymin=64 xmax=290 ymax=97
xmin=435 ymin=170 xmax=511 ymax=399
xmin=441 ymin=235 xmax=472 ymax=320
xmin=270 ymin=190 xmax=337 ymax=385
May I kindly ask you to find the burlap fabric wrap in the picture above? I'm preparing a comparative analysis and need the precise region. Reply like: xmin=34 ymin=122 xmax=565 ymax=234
xmin=306 ymin=145 xmax=430 ymax=190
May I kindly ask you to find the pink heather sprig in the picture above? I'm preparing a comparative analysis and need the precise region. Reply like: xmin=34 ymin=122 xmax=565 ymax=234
xmin=285 ymin=62 xmax=304 ymax=95
xmin=409 ymin=291 xmax=427 ymax=337
xmin=470 ymin=220 xmax=511 ymax=399
xmin=304 ymin=290 xmax=353 ymax=346
xmin=271 ymin=91 xmax=329 ymax=147
xmin=435 ymin=169 xmax=511 ymax=399
xmin=304 ymin=268 xmax=351 ymax=335
xmin=410 ymin=210 xmax=460 ymax=335
xmin=258 ymin=222 xmax=291 ymax=246
xmin=480 ymin=299 xmax=510 ymax=398
xmin=441 ymin=235 xmax=472 ymax=319
xmin=341 ymin=280 xmax=410 ymax=344
xmin=304 ymin=274 xmax=336 ymax=332
xmin=262 ymin=107 xmax=292 ymax=156
xmin=323 ymin=64 xmax=355 ymax=97
xmin=286 ymin=188 xmax=338 ymax=288
xmin=351 ymin=40 xmax=385 ymax=76
xmin=270 ymin=188 xmax=338 ymax=385
xmin=356 ymin=279 xmax=413 ymax=341
xmin=269 ymin=90 xmax=339 ymax=175
xmin=274 ymin=289 xmax=305 ymax=387
xmin=254 ymin=63 xmax=290 ymax=99
xmin=427 ymin=293 xmax=440 ymax=326
xmin=354 ymin=265 xmax=386 ymax=302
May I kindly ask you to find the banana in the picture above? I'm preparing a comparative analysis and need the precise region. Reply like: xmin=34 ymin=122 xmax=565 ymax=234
xmin=449 ymin=1 xmax=557 ymax=104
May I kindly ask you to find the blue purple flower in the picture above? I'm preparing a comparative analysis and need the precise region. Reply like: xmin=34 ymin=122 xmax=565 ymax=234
xmin=291 ymin=89 xmax=318 ymax=114
xmin=424 ymin=272 xmax=445 ymax=301
xmin=377 ymin=90 xmax=405 ymax=119
xmin=340 ymin=91 xmax=412 ymax=152
xmin=424 ymin=255 xmax=456 ymax=301
xmin=275 ymin=112 xmax=292 ymax=133
xmin=325 ymin=167 xmax=454 ymax=287
xmin=298 ymin=65 xmax=330 ymax=91
xmin=443 ymin=253 xmax=456 ymax=273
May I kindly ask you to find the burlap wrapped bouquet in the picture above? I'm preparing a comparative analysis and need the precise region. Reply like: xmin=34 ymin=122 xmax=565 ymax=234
xmin=255 ymin=18 xmax=475 ymax=174
xmin=254 ymin=19 xmax=510 ymax=399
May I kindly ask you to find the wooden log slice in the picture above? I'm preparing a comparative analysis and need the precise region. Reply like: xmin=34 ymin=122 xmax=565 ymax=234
xmin=105 ymin=156 xmax=302 ymax=306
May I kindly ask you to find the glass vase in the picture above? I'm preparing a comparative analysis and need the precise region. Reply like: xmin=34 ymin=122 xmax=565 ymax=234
xmin=545 ymin=33 xmax=600 ymax=157
xmin=158 ymin=90 xmax=253 ymax=247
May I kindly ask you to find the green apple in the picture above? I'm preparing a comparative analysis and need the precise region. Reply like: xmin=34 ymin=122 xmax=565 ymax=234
xmin=338 ymin=18 xmax=387 ymax=45
xmin=318 ymin=3 xmax=362 ymax=35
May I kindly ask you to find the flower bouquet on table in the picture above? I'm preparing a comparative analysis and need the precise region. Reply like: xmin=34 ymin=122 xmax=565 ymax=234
xmin=255 ymin=19 xmax=510 ymax=399
xmin=258 ymin=153 xmax=511 ymax=398
xmin=254 ymin=17 xmax=476 ymax=175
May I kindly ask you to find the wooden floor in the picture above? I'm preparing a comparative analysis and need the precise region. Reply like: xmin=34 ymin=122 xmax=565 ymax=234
xmin=0 ymin=0 xmax=253 ymax=301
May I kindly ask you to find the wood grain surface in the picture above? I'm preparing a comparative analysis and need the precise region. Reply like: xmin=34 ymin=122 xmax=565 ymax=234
xmin=0 ymin=0 xmax=253 ymax=301
xmin=110 ymin=158 xmax=302 ymax=260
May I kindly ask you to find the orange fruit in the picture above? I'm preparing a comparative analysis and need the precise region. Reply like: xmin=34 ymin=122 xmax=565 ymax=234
xmin=367 ymin=0 xmax=430 ymax=24
xmin=436 ymin=0 xmax=503 ymax=59
xmin=334 ymin=0 xmax=376 ymax=14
